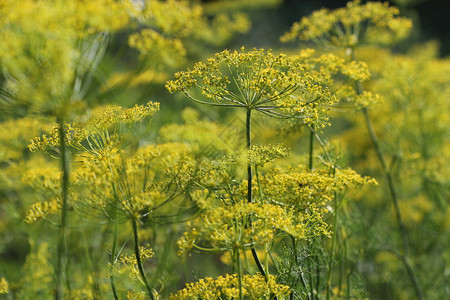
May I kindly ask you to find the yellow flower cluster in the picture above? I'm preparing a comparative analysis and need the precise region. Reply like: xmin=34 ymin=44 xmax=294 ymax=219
xmin=74 ymin=142 xmax=124 ymax=207
xmin=112 ymin=245 xmax=154 ymax=281
xmin=340 ymin=60 xmax=371 ymax=81
xmin=0 ymin=277 xmax=8 ymax=294
xmin=87 ymin=102 xmax=160 ymax=129
xmin=28 ymin=122 xmax=88 ymax=152
xmin=175 ymin=152 xmax=378 ymax=257
xmin=28 ymin=101 xmax=159 ymax=152
xmin=169 ymin=274 xmax=290 ymax=299
xmin=25 ymin=198 xmax=60 ymax=224
xmin=21 ymin=162 xmax=79 ymax=222
xmin=279 ymin=50 xmax=376 ymax=113
xmin=127 ymin=291 xmax=146 ymax=300
xmin=177 ymin=198 xmax=322 ymax=255
xmin=167 ymin=47 xmax=337 ymax=127
xmin=248 ymin=144 xmax=289 ymax=167
xmin=74 ymin=141 xmax=196 ymax=219
xmin=260 ymin=166 xmax=377 ymax=211
xmin=281 ymin=0 xmax=412 ymax=47
xmin=353 ymin=90 xmax=383 ymax=108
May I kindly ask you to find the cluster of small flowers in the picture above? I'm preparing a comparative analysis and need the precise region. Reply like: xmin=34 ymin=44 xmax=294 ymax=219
xmin=112 ymin=245 xmax=154 ymax=281
xmin=24 ymin=198 xmax=60 ymax=224
xmin=169 ymin=274 xmax=290 ymax=299
xmin=28 ymin=122 xmax=89 ymax=152
xmin=248 ymin=144 xmax=289 ymax=167
xmin=177 ymin=200 xmax=311 ymax=255
xmin=0 ymin=277 xmax=9 ymax=294
xmin=72 ymin=141 xmax=196 ymax=219
xmin=87 ymin=101 xmax=160 ymax=129
xmin=261 ymin=166 xmax=377 ymax=207
xmin=28 ymin=101 xmax=159 ymax=151
xmin=281 ymin=0 xmax=412 ymax=47
xmin=166 ymin=47 xmax=338 ymax=128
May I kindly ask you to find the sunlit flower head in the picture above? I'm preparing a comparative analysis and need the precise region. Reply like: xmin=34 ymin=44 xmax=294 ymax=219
xmin=281 ymin=0 xmax=412 ymax=48
xmin=167 ymin=47 xmax=337 ymax=128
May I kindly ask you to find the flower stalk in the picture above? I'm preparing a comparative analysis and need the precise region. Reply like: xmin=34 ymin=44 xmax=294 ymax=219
xmin=245 ymin=108 xmax=267 ymax=277
xmin=109 ymin=205 xmax=119 ymax=300
xmin=132 ymin=218 xmax=155 ymax=300
xmin=56 ymin=118 xmax=70 ymax=300
xmin=351 ymin=48 xmax=423 ymax=300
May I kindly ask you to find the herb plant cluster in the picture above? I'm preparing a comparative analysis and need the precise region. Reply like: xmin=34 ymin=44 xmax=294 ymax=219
xmin=0 ymin=1 xmax=448 ymax=299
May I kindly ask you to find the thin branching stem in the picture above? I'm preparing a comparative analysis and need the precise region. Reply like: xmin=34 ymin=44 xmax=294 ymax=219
xmin=291 ymin=236 xmax=312 ymax=300
xmin=109 ymin=204 xmax=119 ymax=300
xmin=236 ymin=247 xmax=244 ymax=300
xmin=350 ymin=48 xmax=423 ymax=300
xmin=246 ymin=109 xmax=252 ymax=204
xmin=131 ymin=218 xmax=155 ymax=300
xmin=309 ymin=124 xmax=315 ymax=170
xmin=326 ymin=166 xmax=338 ymax=300
xmin=55 ymin=118 xmax=70 ymax=300
xmin=245 ymin=108 xmax=268 ymax=279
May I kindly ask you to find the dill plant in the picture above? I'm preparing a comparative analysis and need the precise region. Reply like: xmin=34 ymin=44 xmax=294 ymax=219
xmin=0 ymin=0 xmax=264 ymax=298
xmin=0 ymin=0 xmax=443 ymax=299
xmin=281 ymin=0 xmax=432 ymax=299
xmin=340 ymin=44 xmax=450 ymax=300
xmin=167 ymin=47 xmax=376 ymax=299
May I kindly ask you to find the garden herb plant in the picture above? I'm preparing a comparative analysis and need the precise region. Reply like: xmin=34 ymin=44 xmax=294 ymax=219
xmin=166 ymin=47 xmax=376 ymax=299
xmin=281 ymin=0 xmax=447 ymax=299
xmin=0 ymin=0 xmax=447 ymax=299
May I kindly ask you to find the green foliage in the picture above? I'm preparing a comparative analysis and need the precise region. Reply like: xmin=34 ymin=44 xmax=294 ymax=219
xmin=0 ymin=0 xmax=447 ymax=299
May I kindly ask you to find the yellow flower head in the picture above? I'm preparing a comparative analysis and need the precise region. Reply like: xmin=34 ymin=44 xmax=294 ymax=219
xmin=167 ymin=47 xmax=337 ymax=128
xmin=28 ymin=101 xmax=159 ymax=152
xmin=281 ymin=0 xmax=412 ymax=48
xmin=169 ymin=274 xmax=290 ymax=299
xmin=0 ymin=278 xmax=9 ymax=294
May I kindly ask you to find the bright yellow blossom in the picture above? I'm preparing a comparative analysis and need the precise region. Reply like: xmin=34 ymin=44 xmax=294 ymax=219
xmin=167 ymin=47 xmax=337 ymax=128
xmin=0 ymin=277 xmax=8 ymax=294
xmin=281 ymin=0 xmax=412 ymax=48
xmin=169 ymin=274 xmax=290 ymax=299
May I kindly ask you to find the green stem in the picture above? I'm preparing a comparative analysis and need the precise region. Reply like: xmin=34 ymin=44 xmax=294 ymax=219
xmin=236 ymin=247 xmax=243 ymax=300
xmin=309 ymin=125 xmax=314 ymax=170
xmin=314 ymin=250 xmax=320 ymax=300
xmin=55 ymin=119 xmax=70 ymax=300
xmin=308 ymin=125 xmax=320 ymax=300
xmin=345 ymin=238 xmax=350 ymax=300
xmin=351 ymin=49 xmax=423 ymax=300
xmin=245 ymin=108 xmax=267 ymax=278
xmin=109 ymin=206 xmax=119 ymax=300
xmin=291 ymin=236 xmax=312 ymax=300
xmin=326 ymin=171 xmax=338 ymax=300
xmin=246 ymin=109 xmax=252 ymax=204
xmin=131 ymin=218 xmax=155 ymax=300
xmin=306 ymin=253 xmax=315 ymax=300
